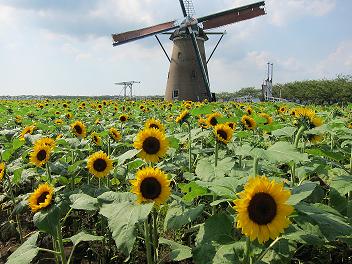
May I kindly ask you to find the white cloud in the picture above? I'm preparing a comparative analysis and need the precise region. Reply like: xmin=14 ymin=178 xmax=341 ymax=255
xmin=314 ymin=40 xmax=352 ymax=77
xmin=267 ymin=0 xmax=336 ymax=26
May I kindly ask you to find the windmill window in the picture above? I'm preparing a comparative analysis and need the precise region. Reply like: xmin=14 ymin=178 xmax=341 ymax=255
xmin=178 ymin=52 xmax=182 ymax=59
xmin=191 ymin=70 xmax=196 ymax=79
xmin=173 ymin=90 xmax=179 ymax=98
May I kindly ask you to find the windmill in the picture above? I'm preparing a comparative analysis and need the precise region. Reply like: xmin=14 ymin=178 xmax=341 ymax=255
xmin=112 ymin=0 xmax=266 ymax=102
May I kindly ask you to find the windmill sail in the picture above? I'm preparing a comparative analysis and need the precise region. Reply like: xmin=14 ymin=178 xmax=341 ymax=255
xmin=112 ymin=21 xmax=178 ymax=46
xmin=198 ymin=1 xmax=265 ymax=30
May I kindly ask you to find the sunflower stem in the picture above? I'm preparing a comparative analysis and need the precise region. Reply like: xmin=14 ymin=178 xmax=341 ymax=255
xmin=294 ymin=125 xmax=306 ymax=149
xmin=291 ymin=163 xmax=296 ymax=187
xmin=187 ymin=122 xmax=192 ymax=172
xmin=107 ymin=137 xmax=111 ymax=157
xmin=254 ymin=237 xmax=281 ymax=264
xmin=56 ymin=223 xmax=67 ymax=264
xmin=46 ymin=162 xmax=52 ymax=184
xmin=52 ymin=238 xmax=60 ymax=264
xmin=144 ymin=219 xmax=154 ymax=264
xmin=152 ymin=209 xmax=159 ymax=262
xmin=71 ymin=151 xmax=75 ymax=189
xmin=5 ymin=172 xmax=23 ymax=243
xmin=245 ymin=237 xmax=253 ymax=264
xmin=253 ymin=157 xmax=259 ymax=176
xmin=215 ymin=140 xmax=219 ymax=167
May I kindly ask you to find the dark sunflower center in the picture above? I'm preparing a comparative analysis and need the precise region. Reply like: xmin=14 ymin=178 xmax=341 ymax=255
xmin=37 ymin=149 xmax=47 ymax=161
xmin=217 ymin=129 xmax=228 ymax=140
xmin=94 ymin=136 xmax=98 ymax=142
xmin=245 ymin=118 xmax=252 ymax=127
xmin=228 ymin=123 xmax=234 ymax=129
xmin=142 ymin=137 xmax=161 ymax=154
xmin=210 ymin=117 xmax=218 ymax=126
xmin=140 ymin=177 xmax=162 ymax=199
xmin=74 ymin=125 xmax=82 ymax=134
xmin=37 ymin=191 xmax=49 ymax=204
xmin=248 ymin=192 xmax=277 ymax=225
xmin=150 ymin=124 xmax=159 ymax=129
xmin=93 ymin=158 xmax=107 ymax=172
xmin=120 ymin=116 xmax=126 ymax=122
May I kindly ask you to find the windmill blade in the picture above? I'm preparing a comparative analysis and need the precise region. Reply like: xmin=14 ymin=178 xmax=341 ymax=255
xmin=179 ymin=0 xmax=188 ymax=17
xmin=197 ymin=1 xmax=265 ymax=30
xmin=187 ymin=27 xmax=212 ymax=100
xmin=112 ymin=20 xmax=178 ymax=46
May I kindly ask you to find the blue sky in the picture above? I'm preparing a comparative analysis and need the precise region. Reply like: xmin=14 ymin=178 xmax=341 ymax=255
xmin=0 ymin=0 xmax=351 ymax=96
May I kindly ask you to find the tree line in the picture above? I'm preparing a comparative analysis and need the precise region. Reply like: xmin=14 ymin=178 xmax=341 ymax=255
xmin=217 ymin=75 xmax=352 ymax=104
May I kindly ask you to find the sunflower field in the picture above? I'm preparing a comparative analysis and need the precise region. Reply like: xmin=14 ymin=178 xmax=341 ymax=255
xmin=0 ymin=99 xmax=351 ymax=264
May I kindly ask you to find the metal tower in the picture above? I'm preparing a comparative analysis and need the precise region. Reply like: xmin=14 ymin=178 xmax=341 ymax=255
xmin=115 ymin=81 xmax=141 ymax=99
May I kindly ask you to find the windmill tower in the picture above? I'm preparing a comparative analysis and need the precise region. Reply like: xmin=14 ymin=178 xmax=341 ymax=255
xmin=112 ymin=1 xmax=266 ymax=102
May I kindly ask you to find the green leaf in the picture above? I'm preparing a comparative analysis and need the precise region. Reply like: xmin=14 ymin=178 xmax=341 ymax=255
xmin=193 ymin=214 xmax=234 ymax=264
xmin=264 ymin=141 xmax=309 ymax=163
xmin=13 ymin=168 xmax=24 ymax=184
xmin=6 ymin=232 xmax=40 ymax=264
xmin=70 ymin=193 xmax=98 ymax=211
xmin=288 ymin=182 xmax=317 ymax=205
xmin=190 ymin=104 xmax=213 ymax=116
xmin=330 ymin=175 xmax=352 ymax=195
xmin=2 ymin=149 xmax=13 ymax=161
xmin=159 ymin=238 xmax=192 ymax=261
xmin=295 ymin=202 xmax=352 ymax=241
xmin=167 ymin=136 xmax=180 ymax=149
xmin=12 ymin=138 xmax=25 ymax=150
xmin=212 ymin=242 xmax=246 ymax=264
xmin=271 ymin=126 xmax=297 ymax=137
xmin=195 ymin=157 xmax=234 ymax=182
xmin=99 ymin=201 xmax=153 ymax=257
xmin=68 ymin=160 xmax=85 ymax=173
xmin=164 ymin=200 xmax=204 ymax=230
xmin=306 ymin=148 xmax=345 ymax=161
xmin=33 ymin=205 xmax=61 ymax=237
xmin=178 ymin=182 xmax=208 ymax=202
xmin=116 ymin=149 xmax=140 ymax=165
xmin=97 ymin=191 xmax=135 ymax=204
xmin=68 ymin=231 xmax=103 ymax=247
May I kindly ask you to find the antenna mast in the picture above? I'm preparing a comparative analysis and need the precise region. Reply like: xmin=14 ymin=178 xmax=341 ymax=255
xmin=114 ymin=81 xmax=141 ymax=99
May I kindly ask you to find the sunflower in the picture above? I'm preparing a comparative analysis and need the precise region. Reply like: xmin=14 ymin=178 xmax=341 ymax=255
xmin=19 ymin=125 xmax=36 ymax=140
xmin=119 ymin=114 xmax=128 ymax=122
xmin=91 ymin=132 xmax=102 ymax=146
xmin=109 ymin=127 xmax=121 ymax=141
xmin=259 ymin=113 xmax=273 ymax=125
xmin=226 ymin=122 xmax=237 ymax=130
xmin=54 ymin=119 xmax=64 ymax=125
xmin=0 ymin=162 xmax=5 ymax=182
xmin=87 ymin=151 xmax=113 ymax=178
xmin=206 ymin=112 xmax=222 ymax=127
xmin=241 ymin=115 xmax=256 ymax=130
xmin=245 ymin=106 xmax=253 ymax=115
xmin=130 ymin=167 xmax=171 ymax=205
xmin=144 ymin=118 xmax=165 ymax=132
xmin=348 ymin=121 xmax=352 ymax=129
xmin=30 ymin=144 xmax=51 ymax=167
xmin=28 ymin=183 xmax=54 ymax=213
xmin=278 ymin=106 xmax=287 ymax=114
xmin=198 ymin=118 xmax=209 ymax=129
xmin=134 ymin=128 xmax=169 ymax=163
xmin=307 ymin=116 xmax=324 ymax=143
xmin=66 ymin=112 xmax=73 ymax=119
xmin=214 ymin=124 xmax=233 ymax=144
xmin=71 ymin=120 xmax=87 ymax=138
xmin=234 ymin=176 xmax=293 ymax=244
xmin=35 ymin=137 xmax=56 ymax=150
xmin=175 ymin=110 xmax=190 ymax=124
